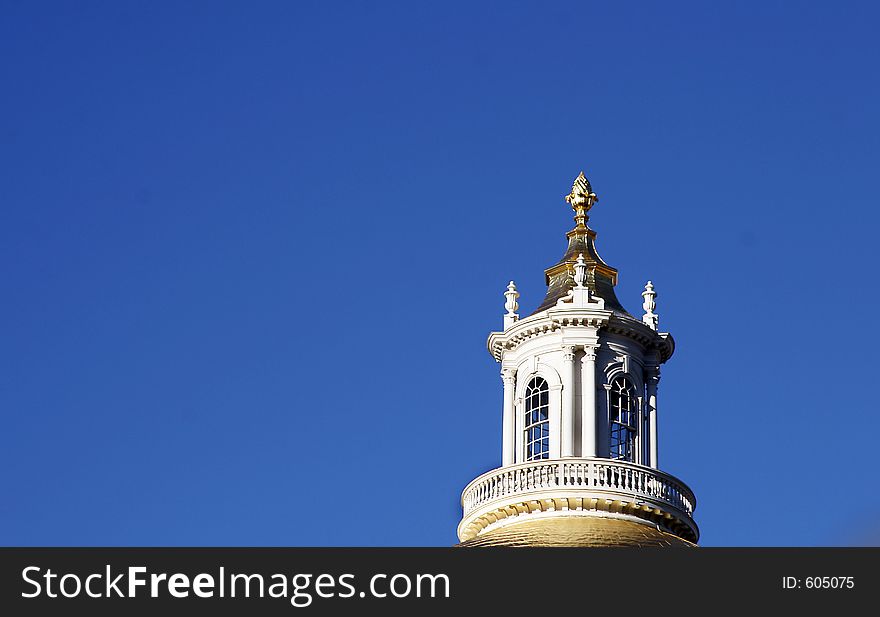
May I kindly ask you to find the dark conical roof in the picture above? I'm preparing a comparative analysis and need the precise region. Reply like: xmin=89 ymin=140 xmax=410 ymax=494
xmin=530 ymin=172 xmax=634 ymax=319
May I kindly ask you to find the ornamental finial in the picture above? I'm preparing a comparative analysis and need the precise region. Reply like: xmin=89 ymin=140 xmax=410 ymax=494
xmin=503 ymin=281 xmax=520 ymax=328
xmin=504 ymin=281 xmax=519 ymax=315
xmin=642 ymin=280 xmax=658 ymax=330
xmin=574 ymin=253 xmax=587 ymax=288
xmin=564 ymin=171 xmax=598 ymax=229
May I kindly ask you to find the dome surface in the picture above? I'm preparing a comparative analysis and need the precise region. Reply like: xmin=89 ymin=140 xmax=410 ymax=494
xmin=457 ymin=516 xmax=695 ymax=548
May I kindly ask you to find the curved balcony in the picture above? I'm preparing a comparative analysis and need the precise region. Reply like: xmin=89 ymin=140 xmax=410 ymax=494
xmin=459 ymin=457 xmax=698 ymax=543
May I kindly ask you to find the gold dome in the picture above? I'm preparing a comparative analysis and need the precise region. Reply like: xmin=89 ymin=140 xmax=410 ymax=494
xmin=457 ymin=516 xmax=695 ymax=548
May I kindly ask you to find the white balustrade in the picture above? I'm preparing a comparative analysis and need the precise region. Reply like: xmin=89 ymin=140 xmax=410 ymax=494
xmin=461 ymin=458 xmax=696 ymax=520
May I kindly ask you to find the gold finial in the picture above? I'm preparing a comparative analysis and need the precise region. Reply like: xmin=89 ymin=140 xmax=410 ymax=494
xmin=564 ymin=171 xmax=598 ymax=229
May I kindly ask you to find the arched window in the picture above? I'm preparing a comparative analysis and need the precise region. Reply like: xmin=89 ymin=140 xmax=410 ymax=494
xmin=609 ymin=377 xmax=637 ymax=462
xmin=524 ymin=377 xmax=549 ymax=461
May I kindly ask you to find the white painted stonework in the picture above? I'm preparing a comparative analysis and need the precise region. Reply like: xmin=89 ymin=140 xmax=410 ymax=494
xmin=457 ymin=174 xmax=698 ymax=544
xmin=488 ymin=294 xmax=671 ymax=469
xmin=458 ymin=458 xmax=697 ymax=543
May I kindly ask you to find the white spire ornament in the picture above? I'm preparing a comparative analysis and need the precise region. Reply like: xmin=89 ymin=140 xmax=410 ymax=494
xmin=555 ymin=253 xmax=603 ymax=309
xmin=642 ymin=280 xmax=659 ymax=330
xmin=503 ymin=281 xmax=520 ymax=329
xmin=574 ymin=253 xmax=587 ymax=288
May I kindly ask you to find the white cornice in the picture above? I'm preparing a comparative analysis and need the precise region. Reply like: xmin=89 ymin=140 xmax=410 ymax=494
xmin=488 ymin=307 xmax=674 ymax=362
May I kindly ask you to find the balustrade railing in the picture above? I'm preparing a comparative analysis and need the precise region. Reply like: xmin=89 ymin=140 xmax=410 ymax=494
xmin=461 ymin=458 xmax=695 ymax=519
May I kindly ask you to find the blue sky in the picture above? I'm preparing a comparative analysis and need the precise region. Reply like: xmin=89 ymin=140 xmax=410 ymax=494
xmin=2 ymin=1 xmax=879 ymax=546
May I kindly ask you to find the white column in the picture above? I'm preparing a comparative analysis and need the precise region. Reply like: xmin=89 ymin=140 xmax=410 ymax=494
xmin=501 ymin=369 xmax=516 ymax=466
xmin=599 ymin=384 xmax=611 ymax=458
xmin=636 ymin=396 xmax=645 ymax=465
xmin=646 ymin=367 xmax=659 ymax=469
xmin=561 ymin=346 xmax=576 ymax=457
xmin=514 ymin=397 xmax=524 ymax=463
xmin=549 ymin=385 xmax=562 ymax=458
xmin=580 ymin=345 xmax=598 ymax=457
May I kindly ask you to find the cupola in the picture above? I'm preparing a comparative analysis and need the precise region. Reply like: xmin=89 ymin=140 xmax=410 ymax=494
xmin=457 ymin=172 xmax=698 ymax=547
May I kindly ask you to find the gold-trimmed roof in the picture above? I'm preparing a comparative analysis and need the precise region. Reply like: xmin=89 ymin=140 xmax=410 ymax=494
xmin=457 ymin=516 xmax=695 ymax=548
xmin=531 ymin=172 xmax=631 ymax=317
